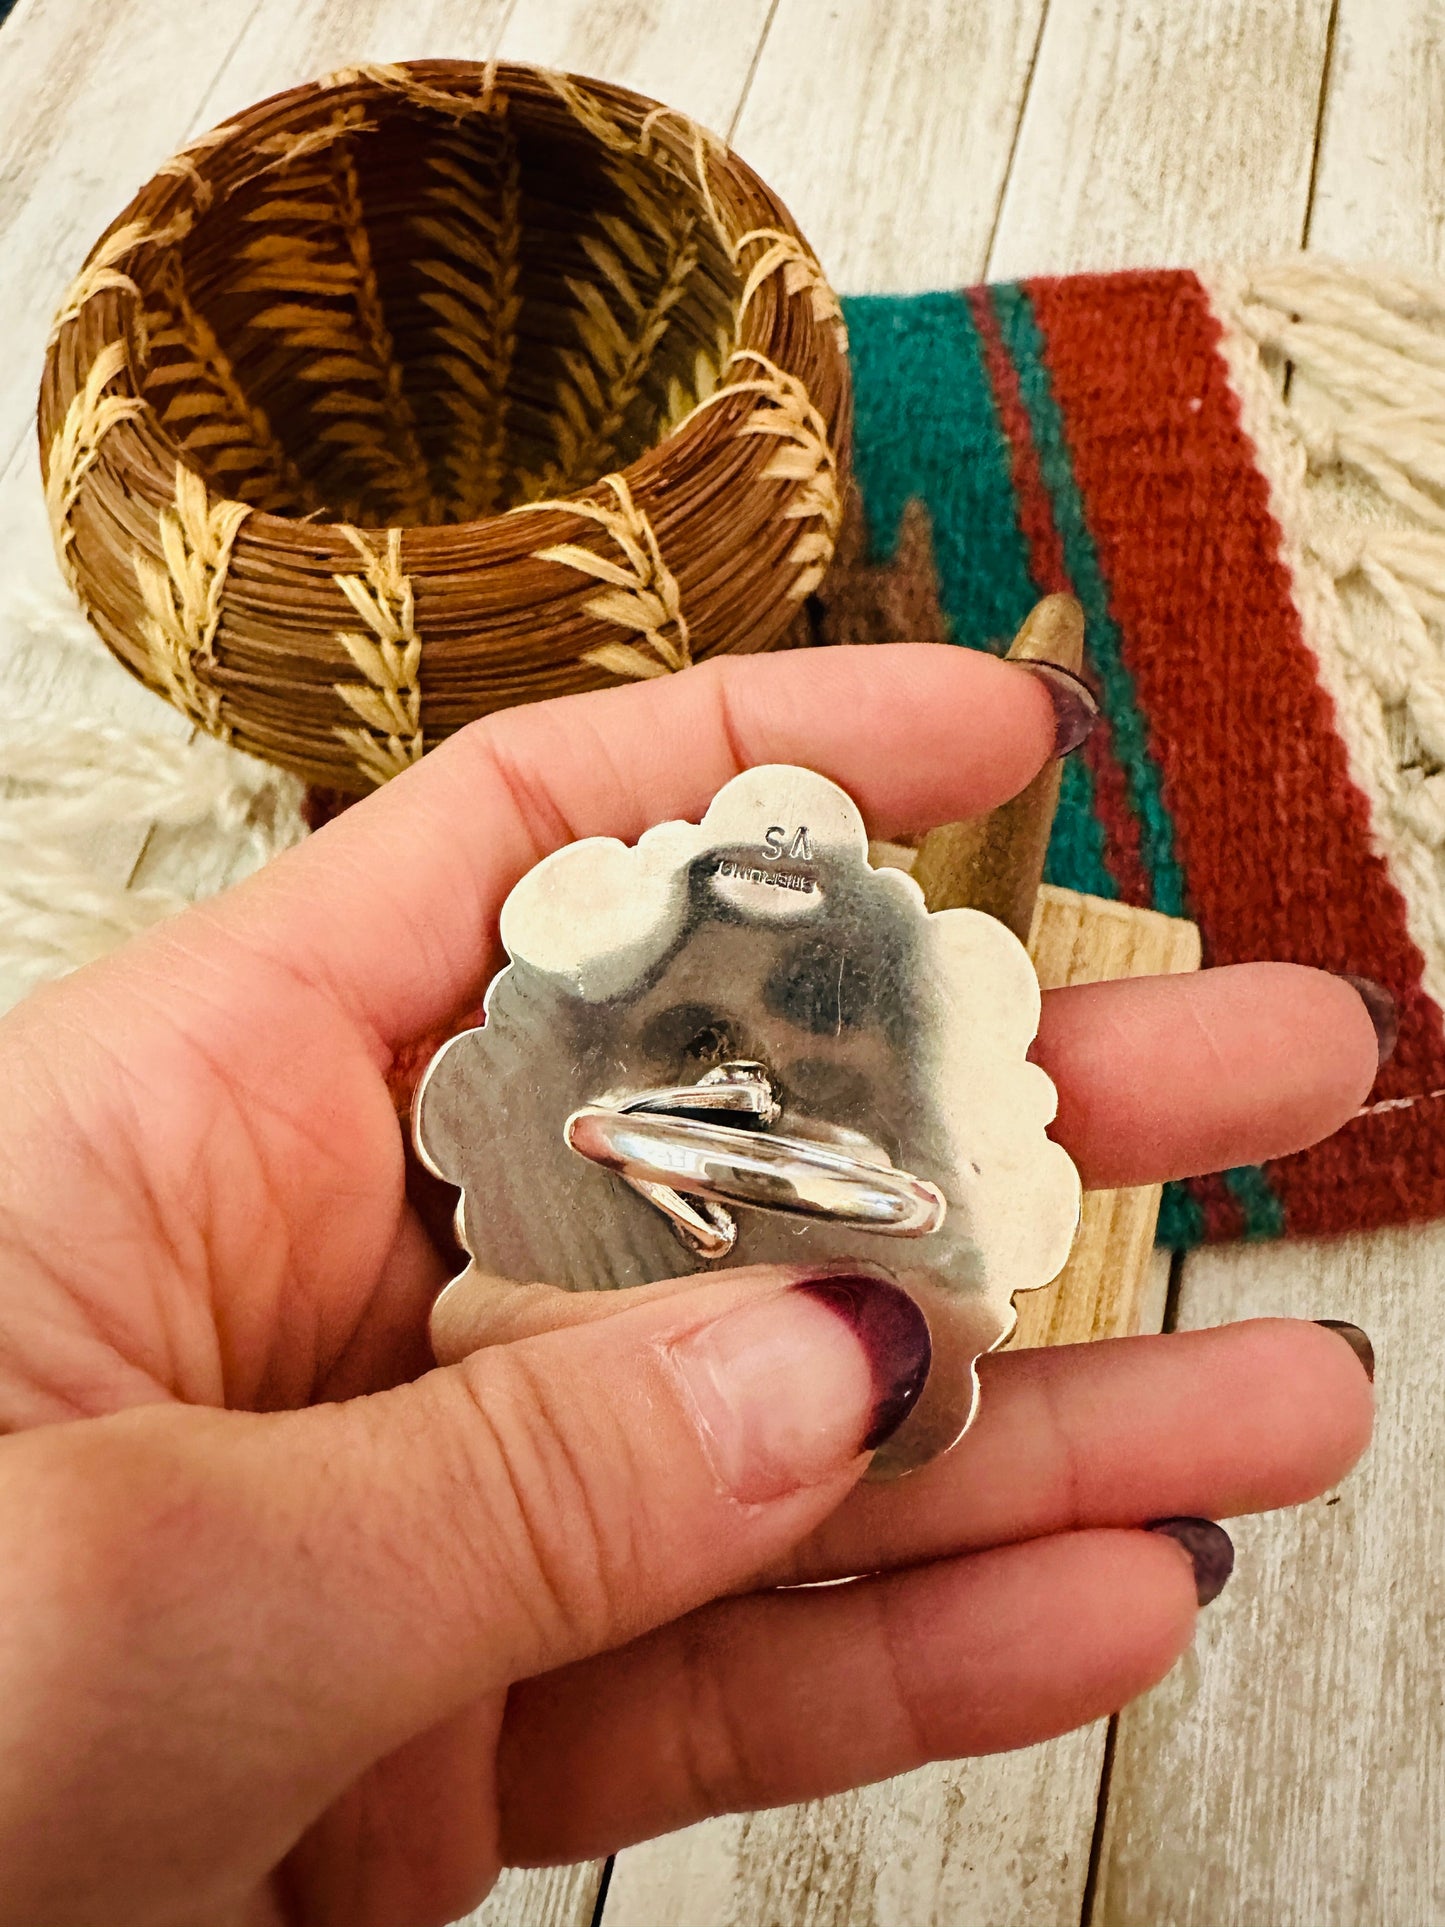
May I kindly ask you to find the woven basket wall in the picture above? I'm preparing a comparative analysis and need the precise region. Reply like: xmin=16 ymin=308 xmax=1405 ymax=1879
xmin=38 ymin=60 xmax=851 ymax=791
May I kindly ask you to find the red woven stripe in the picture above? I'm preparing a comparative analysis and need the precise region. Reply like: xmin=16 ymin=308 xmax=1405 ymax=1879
xmin=1179 ymin=1171 xmax=1242 ymax=1243
xmin=1266 ymin=1084 xmax=1445 ymax=1238
xmin=970 ymin=286 xmax=1154 ymax=907
xmin=968 ymin=288 xmax=1069 ymax=595
xmin=1027 ymin=269 xmax=1445 ymax=1235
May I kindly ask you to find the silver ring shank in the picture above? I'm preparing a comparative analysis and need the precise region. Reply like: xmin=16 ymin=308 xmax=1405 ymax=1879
xmin=565 ymin=1107 xmax=946 ymax=1237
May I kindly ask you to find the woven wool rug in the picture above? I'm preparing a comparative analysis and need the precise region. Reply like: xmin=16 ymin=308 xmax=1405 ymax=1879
xmin=820 ymin=263 xmax=1445 ymax=1246
xmin=6 ymin=257 xmax=1445 ymax=1246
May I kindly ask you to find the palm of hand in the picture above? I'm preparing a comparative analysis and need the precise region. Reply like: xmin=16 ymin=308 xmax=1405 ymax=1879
xmin=0 ymin=940 xmax=435 ymax=1420
xmin=0 ymin=930 xmax=522 ymax=1925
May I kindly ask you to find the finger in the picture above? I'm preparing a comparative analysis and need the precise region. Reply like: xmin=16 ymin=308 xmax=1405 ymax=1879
xmin=496 ymin=1526 xmax=1203 ymax=1864
xmin=282 ymin=1704 xmax=502 ymax=1927
xmin=435 ymin=1308 xmax=1369 ymax=1591
xmin=0 ymin=1267 xmax=928 ymax=1917
xmin=1036 ymin=962 xmax=1383 ymax=1187
xmin=186 ymin=644 xmax=1062 ymax=1048
xmin=772 ymin=1316 xmax=1372 ymax=1586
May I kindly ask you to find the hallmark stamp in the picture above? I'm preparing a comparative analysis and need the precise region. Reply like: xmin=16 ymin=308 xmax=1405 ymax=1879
xmin=713 ymin=858 xmax=817 ymax=892
xmin=762 ymin=825 xmax=814 ymax=861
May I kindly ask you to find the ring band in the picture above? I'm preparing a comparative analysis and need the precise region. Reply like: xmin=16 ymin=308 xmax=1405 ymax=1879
xmin=565 ymin=1105 xmax=946 ymax=1237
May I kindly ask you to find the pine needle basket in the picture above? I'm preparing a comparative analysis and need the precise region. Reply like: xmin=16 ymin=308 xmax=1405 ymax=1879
xmin=38 ymin=60 xmax=851 ymax=791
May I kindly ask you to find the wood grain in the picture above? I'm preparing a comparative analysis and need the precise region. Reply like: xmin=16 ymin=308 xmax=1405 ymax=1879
xmin=0 ymin=0 xmax=260 ymax=475
xmin=605 ymin=1723 xmax=1114 ymax=1927
xmin=987 ymin=0 xmax=1335 ymax=278
xmin=1308 ymin=0 xmax=1445 ymax=268
xmin=494 ymin=0 xmax=776 ymax=134
xmin=203 ymin=0 xmax=512 ymax=126
xmin=461 ymin=1862 xmax=607 ymax=1927
xmin=730 ymin=0 xmax=1047 ymax=291
xmin=1090 ymin=18 xmax=1445 ymax=1926
xmin=1094 ymin=1223 xmax=1441 ymax=1926
xmin=1013 ymin=886 xmax=1201 ymax=1351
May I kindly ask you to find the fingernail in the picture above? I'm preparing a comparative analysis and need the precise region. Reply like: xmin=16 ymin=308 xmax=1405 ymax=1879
xmin=796 ymin=1274 xmax=934 ymax=1449
xmin=1019 ymin=659 xmax=1101 ymax=758
xmin=1146 ymin=1517 xmax=1235 ymax=1607
xmin=1315 ymin=1319 xmax=1375 ymax=1382
xmin=667 ymin=1273 xmax=931 ymax=1505
xmin=1337 ymin=973 xmax=1399 ymax=1067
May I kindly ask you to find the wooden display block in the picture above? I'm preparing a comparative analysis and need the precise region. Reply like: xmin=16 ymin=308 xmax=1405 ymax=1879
xmin=868 ymin=844 xmax=1201 ymax=1353
xmin=1013 ymin=883 xmax=1201 ymax=1349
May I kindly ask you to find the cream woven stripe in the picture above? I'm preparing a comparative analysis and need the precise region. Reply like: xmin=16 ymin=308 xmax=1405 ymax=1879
xmin=1205 ymin=259 xmax=1445 ymax=1014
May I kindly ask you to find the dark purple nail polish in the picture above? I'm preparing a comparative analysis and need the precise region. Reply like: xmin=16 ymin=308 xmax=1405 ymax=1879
xmin=795 ymin=1273 xmax=932 ymax=1451
xmin=1146 ymin=1517 xmax=1235 ymax=1607
xmin=1315 ymin=1319 xmax=1375 ymax=1382
xmin=1019 ymin=659 xmax=1101 ymax=758
xmin=1337 ymin=974 xmax=1399 ymax=1067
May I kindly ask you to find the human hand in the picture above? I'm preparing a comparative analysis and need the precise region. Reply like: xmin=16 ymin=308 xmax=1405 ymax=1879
xmin=0 ymin=645 xmax=1377 ymax=1927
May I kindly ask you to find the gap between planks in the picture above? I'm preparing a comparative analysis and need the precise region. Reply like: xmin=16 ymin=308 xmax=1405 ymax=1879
xmin=1093 ymin=1221 xmax=1445 ymax=1925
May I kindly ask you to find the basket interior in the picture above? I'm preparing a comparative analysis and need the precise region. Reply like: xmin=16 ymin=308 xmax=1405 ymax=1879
xmin=141 ymin=96 xmax=743 ymax=526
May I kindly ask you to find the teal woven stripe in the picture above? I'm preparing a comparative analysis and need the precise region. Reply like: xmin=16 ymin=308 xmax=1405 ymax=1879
xmin=1222 ymin=1163 xmax=1287 ymax=1241
xmin=1043 ymin=751 xmax=1118 ymax=901
xmin=843 ymin=287 xmax=1271 ymax=1244
xmin=844 ymin=292 xmax=1118 ymax=900
xmin=1157 ymin=1181 xmax=1208 ymax=1249
xmin=990 ymin=283 xmax=1190 ymax=920
xmin=841 ymin=292 xmax=1038 ymax=651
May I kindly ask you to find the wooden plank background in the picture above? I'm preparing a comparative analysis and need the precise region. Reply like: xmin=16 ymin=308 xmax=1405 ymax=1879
xmin=0 ymin=0 xmax=1440 ymax=1922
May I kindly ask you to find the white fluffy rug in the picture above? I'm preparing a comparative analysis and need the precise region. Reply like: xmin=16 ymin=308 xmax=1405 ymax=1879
xmin=0 ymin=568 xmax=307 ymax=1012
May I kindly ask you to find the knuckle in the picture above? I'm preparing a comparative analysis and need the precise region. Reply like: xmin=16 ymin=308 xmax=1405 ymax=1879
xmin=868 ymin=1579 xmax=945 ymax=1764
xmin=448 ymin=1347 xmax=650 ymax=1662
xmin=1026 ymin=1355 xmax=1091 ymax=1529
xmin=673 ymin=1610 xmax=776 ymax=1817
xmin=471 ymin=715 xmax=576 ymax=856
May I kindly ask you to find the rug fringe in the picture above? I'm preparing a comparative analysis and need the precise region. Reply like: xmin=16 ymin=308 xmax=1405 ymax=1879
xmin=1206 ymin=257 xmax=1445 ymax=1010
xmin=0 ymin=824 xmax=190 ymax=981
xmin=0 ymin=573 xmax=305 ymax=1010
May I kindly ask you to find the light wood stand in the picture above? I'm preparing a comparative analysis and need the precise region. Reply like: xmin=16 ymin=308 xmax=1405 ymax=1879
xmin=1014 ymin=883 xmax=1201 ymax=1348
xmin=868 ymin=848 xmax=1202 ymax=1351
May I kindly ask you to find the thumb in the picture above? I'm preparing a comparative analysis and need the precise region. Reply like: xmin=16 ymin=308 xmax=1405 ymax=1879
xmin=286 ymin=1264 xmax=931 ymax=1720
xmin=0 ymin=1267 xmax=927 ymax=1904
